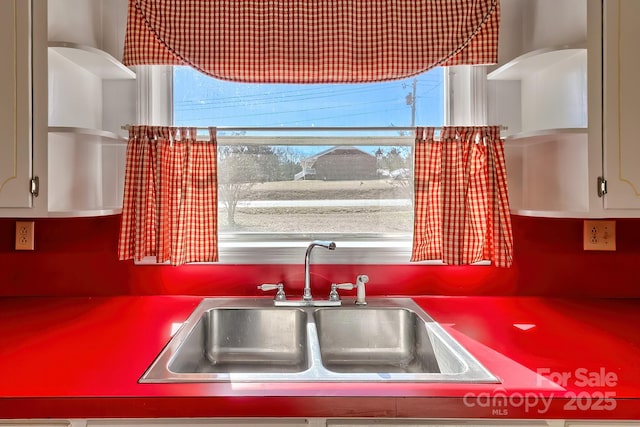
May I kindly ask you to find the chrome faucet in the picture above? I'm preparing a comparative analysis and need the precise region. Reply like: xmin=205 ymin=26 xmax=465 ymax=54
xmin=303 ymin=240 xmax=336 ymax=301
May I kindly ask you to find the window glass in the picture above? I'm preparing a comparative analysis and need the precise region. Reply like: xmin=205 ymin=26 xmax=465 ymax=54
xmin=173 ymin=67 xmax=444 ymax=235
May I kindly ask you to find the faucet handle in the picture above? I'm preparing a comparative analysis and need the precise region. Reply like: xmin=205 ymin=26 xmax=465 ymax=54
xmin=329 ymin=283 xmax=354 ymax=302
xmin=258 ymin=283 xmax=286 ymax=301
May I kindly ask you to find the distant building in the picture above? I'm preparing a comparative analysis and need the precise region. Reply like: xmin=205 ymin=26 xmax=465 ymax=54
xmin=295 ymin=146 xmax=377 ymax=181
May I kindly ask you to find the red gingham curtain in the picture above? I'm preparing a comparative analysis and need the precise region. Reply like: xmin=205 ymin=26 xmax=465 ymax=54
xmin=122 ymin=0 xmax=500 ymax=83
xmin=411 ymin=126 xmax=513 ymax=267
xmin=118 ymin=126 xmax=218 ymax=266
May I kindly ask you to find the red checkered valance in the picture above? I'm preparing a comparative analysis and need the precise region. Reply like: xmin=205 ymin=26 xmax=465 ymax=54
xmin=123 ymin=0 xmax=500 ymax=83
xmin=411 ymin=126 xmax=513 ymax=267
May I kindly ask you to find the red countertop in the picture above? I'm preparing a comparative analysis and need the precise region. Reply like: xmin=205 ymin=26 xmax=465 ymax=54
xmin=0 ymin=295 xmax=638 ymax=420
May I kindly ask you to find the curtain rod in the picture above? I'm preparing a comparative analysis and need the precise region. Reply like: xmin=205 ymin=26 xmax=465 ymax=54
xmin=121 ymin=125 xmax=508 ymax=132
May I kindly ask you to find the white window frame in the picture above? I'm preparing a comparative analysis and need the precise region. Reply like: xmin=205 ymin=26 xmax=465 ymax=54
xmin=134 ymin=65 xmax=488 ymax=265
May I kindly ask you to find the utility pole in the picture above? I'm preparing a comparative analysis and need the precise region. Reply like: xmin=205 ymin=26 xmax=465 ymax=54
xmin=404 ymin=77 xmax=417 ymax=127
xmin=403 ymin=78 xmax=417 ymax=186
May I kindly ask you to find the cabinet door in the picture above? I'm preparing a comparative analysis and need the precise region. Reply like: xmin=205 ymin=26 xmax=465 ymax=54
xmin=86 ymin=420 xmax=310 ymax=427
xmin=328 ymin=422 xmax=553 ymax=427
xmin=566 ymin=423 xmax=640 ymax=427
xmin=0 ymin=0 xmax=33 ymax=208
xmin=0 ymin=422 xmax=71 ymax=427
xmin=602 ymin=0 xmax=640 ymax=209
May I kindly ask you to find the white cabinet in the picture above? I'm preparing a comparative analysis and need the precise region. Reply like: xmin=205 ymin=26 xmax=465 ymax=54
xmin=487 ymin=0 xmax=590 ymax=217
xmin=0 ymin=0 xmax=34 ymax=209
xmin=602 ymin=0 xmax=640 ymax=210
xmin=491 ymin=0 xmax=640 ymax=218
xmin=488 ymin=47 xmax=589 ymax=216
xmin=46 ymin=0 xmax=133 ymax=216
xmin=0 ymin=0 xmax=132 ymax=218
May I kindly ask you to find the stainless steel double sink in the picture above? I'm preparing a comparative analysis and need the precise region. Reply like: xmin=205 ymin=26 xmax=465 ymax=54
xmin=140 ymin=298 xmax=498 ymax=383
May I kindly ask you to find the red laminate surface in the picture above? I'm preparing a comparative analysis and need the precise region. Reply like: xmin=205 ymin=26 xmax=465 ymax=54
xmin=0 ymin=296 xmax=638 ymax=420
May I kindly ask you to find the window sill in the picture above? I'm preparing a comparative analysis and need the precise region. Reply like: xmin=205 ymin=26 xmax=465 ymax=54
xmin=134 ymin=234 xmax=491 ymax=265
xmin=219 ymin=237 xmax=412 ymax=264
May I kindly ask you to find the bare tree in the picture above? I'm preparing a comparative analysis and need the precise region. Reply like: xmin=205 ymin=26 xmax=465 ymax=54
xmin=218 ymin=146 xmax=261 ymax=228
xmin=218 ymin=145 xmax=302 ymax=227
xmin=379 ymin=146 xmax=414 ymax=204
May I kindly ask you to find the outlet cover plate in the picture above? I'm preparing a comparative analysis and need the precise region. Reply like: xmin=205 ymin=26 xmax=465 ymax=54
xmin=15 ymin=221 xmax=35 ymax=251
xmin=583 ymin=220 xmax=616 ymax=251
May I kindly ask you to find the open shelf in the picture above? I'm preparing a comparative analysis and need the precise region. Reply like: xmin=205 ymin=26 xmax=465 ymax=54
xmin=48 ymin=208 xmax=122 ymax=217
xmin=48 ymin=129 xmax=126 ymax=216
xmin=505 ymin=128 xmax=588 ymax=146
xmin=48 ymin=41 xmax=135 ymax=80
xmin=488 ymin=45 xmax=587 ymax=81
xmin=504 ymin=130 xmax=589 ymax=216
xmin=48 ymin=126 xmax=127 ymax=144
xmin=510 ymin=209 xmax=589 ymax=218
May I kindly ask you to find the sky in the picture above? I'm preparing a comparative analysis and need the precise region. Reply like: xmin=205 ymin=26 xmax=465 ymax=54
xmin=173 ymin=66 xmax=444 ymax=129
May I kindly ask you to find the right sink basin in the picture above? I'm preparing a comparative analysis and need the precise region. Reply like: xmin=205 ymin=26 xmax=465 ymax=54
xmin=313 ymin=302 xmax=495 ymax=382
xmin=315 ymin=307 xmax=450 ymax=374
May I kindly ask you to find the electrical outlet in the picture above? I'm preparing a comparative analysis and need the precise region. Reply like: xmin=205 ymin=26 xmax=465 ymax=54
xmin=583 ymin=220 xmax=616 ymax=251
xmin=15 ymin=221 xmax=35 ymax=251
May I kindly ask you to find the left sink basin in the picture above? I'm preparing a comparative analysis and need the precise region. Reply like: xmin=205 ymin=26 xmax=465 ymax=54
xmin=169 ymin=307 xmax=309 ymax=374
xmin=141 ymin=299 xmax=310 ymax=382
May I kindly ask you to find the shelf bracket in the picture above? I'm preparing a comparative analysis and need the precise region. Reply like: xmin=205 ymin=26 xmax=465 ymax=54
xmin=30 ymin=176 xmax=39 ymax=198
xmin=597 ymin=176 xmax=607 ymax=198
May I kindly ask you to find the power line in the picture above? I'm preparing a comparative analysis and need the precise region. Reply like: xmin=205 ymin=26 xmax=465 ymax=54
xmin=176 ymin=95 xmax=408 ymax=118
xmin=177 ymin=105 xmax=414 ymax=125
xmin=174 ymin=84 xmax=385 ymax=104
xmin=174 ymin=84 xmax=410 ymax=108
xmin=174 ymin=75 xmax=443 ymax=108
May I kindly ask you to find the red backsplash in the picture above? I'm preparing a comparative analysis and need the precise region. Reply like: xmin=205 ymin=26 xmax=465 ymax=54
xmin=0 ymin=215 xmax=639 ymax=297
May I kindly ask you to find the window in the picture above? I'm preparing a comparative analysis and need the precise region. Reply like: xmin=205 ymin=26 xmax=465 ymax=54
xmin=171 ymin=67 xmax=450 ymax=262
xmin=137 ymin=65 xmax=488 ymax=263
